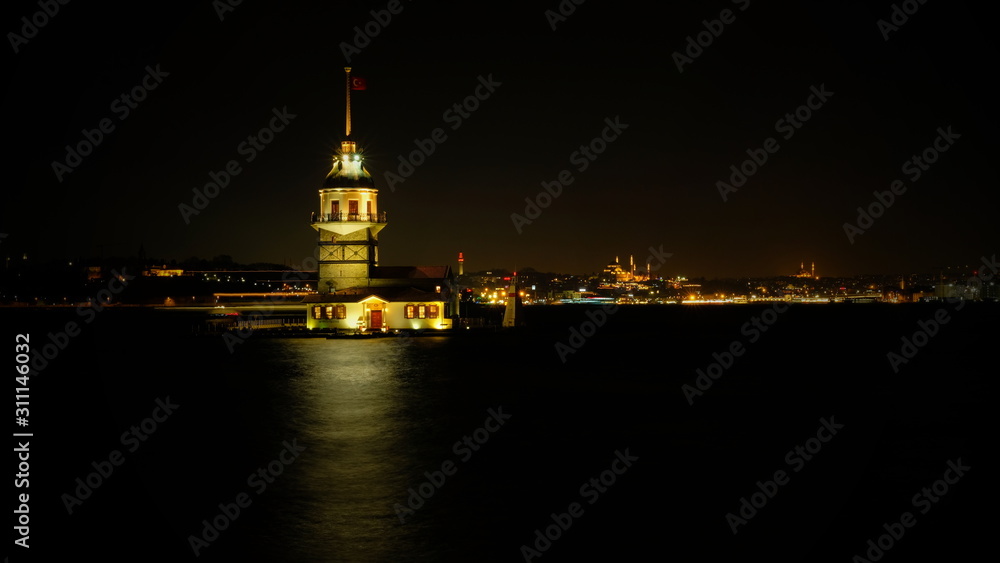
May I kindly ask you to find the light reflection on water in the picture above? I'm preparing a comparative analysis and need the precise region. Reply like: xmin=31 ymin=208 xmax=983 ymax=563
xmin=244 ymin=337 xmax=450 ymax=562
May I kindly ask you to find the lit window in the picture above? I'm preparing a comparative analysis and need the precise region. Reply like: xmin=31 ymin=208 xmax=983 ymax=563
xmin=405 ymin=305 xmax=415 ymax=319
xmin=418 ymin=305 xmax=426 ymax=319
xmin=428 ymin=305 xmax=439 ymax=318
xmin=312 ymin=306 xmax=322 ymax=319
xmin=325 ymin=306 xmax=334 ymax=319
xmin=336 ymin=305 xmax=347 ymax=319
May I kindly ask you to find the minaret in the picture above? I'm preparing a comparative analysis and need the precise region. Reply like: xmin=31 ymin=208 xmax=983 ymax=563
xmin=311 ymin=67 xmax=386 ymax=293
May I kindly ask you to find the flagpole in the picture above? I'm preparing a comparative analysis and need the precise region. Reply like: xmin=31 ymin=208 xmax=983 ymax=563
xmin=344 ymin=66 xmax=352 ymax=138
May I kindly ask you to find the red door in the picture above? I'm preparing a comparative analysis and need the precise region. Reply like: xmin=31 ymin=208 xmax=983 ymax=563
xmin=370 ymin=310 xmax=382 ymax=329
xmin=349 ymin=200 xmax=359 ymax=220
xmin=331 ymin=201 xmax=339 ymax=220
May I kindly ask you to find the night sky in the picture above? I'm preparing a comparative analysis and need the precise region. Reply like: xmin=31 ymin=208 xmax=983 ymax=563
xmin=4 ymin=0 xmax=997 ymax=277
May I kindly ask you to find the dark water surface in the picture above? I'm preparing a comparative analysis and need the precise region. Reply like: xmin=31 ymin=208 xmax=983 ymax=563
xmin=10 ymin=303 xmax=995 ymax=561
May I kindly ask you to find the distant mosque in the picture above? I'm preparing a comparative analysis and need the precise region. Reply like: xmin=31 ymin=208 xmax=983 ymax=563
xmin=602 ymin=255 xmax=649 ymax=282
xmin=794 ymin=261 xmax=818 ymax=279
xmin=302 ymin=68 xmax=453 ymax=332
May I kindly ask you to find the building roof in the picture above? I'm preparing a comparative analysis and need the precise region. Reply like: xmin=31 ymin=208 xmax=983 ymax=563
xmin=371 ymin=265 xmax=451 ymax=279
xmin=301 ymin=286 xmax=445 ymax=304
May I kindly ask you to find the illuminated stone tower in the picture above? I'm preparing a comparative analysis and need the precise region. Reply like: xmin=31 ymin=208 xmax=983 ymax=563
xmin=311 ymin=67 xmax=386 ymax=293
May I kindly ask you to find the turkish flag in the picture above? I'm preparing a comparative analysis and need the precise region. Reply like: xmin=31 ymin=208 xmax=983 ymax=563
xmin=351 ymin=77 xmax=367 ymax=90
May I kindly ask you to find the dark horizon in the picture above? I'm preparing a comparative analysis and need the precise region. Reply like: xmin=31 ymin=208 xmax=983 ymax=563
xmin=4 ymin=1 xmax=997 ymax=278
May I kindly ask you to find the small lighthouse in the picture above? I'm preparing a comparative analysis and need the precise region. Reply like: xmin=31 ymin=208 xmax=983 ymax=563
xmin=502 ymin=271 xmax=524 ymax=327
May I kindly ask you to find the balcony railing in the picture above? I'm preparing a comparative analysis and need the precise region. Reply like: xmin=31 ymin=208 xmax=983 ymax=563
xmin=311 ymin=211 xmax=387 ymax=223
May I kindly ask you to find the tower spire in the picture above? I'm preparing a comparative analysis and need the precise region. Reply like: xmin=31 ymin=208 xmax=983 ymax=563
xmin=344 ymin=66 xmax=352 ymax=138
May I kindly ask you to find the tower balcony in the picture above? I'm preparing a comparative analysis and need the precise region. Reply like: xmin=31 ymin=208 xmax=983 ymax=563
xmin=311 ymin=211 xmax=388 ymax=237
xmin=311 ymin=211 xmax=386 ymax=224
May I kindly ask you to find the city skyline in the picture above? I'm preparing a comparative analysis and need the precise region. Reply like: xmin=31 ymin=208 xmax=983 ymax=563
xmin=4 ymin=1 xmax=997 ymax=278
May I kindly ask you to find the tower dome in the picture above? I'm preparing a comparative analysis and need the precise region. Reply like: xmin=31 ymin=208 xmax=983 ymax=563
xmin=323 ymin=140 xmax=375 ymax=189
